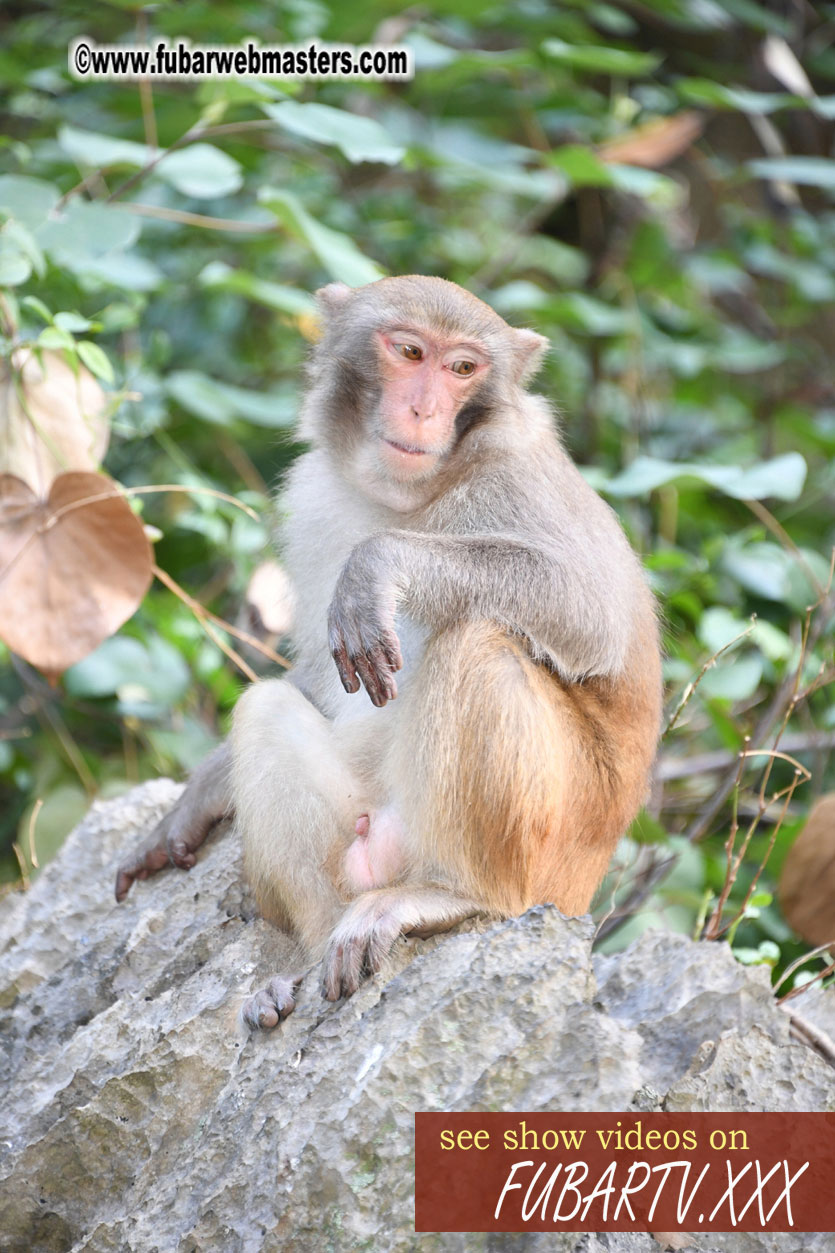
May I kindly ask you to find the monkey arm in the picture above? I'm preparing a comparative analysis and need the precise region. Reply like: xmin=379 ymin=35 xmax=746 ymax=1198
xmin=328 ymin=529 xmax=637 ymax=703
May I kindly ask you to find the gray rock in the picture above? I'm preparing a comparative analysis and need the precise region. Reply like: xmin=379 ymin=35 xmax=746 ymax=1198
xmin=0 ymin=782 xmax=832 ymax=1253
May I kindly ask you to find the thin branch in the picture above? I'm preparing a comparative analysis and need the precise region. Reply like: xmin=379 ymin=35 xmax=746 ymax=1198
xmin=11 ymin=842 xmax=29 ymax=890
xmin=152 ymin=563 xmax=289 ymax=669
xmin=136 ymin=10 xmax=158 ymax=151
xmin=657 ymin=731 xmax=835 ymax=780
xmin=152 ymin=564 xmax=258 ymax=683
xmin=780 ymin=961 xmax=835 ymax=1005
xmin=664 ymin=622 xmax=756 ymax=737
xmin=774 ymin=940 xmax=835 ymax=995
xmin=115 ymin=202 xmax=278 ymax=234
xmin=26 ymin=797 xmax=42 ymax=869
xmin=743 ymin=496 xmax=824 ymax=598
xmin=786 ymin=1010 xmax=835 ymax=1067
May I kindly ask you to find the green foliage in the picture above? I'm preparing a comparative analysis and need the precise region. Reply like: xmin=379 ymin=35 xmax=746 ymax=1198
xmin=1 ymin=0 xmax=834 ymax=992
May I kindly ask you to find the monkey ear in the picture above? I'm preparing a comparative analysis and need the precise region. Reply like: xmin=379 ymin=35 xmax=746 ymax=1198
xmin=315 ymin=283 xmax=354 ymax=318
xmin=511 ymin=328 xmax=550 ymax=384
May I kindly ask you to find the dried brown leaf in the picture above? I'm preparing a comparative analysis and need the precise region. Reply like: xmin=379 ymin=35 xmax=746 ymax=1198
xmin=0 ymin=349 xmax=109 ymax=495
xmin=780 ymin=794 xmax=835 ymax=946
xmin=0 ymin=471 xmax=152 ymax=677
xmin=599 ymin=112 xmax=703 ymax=169
xmin=245 ymin=559 xmax=295 ymax=637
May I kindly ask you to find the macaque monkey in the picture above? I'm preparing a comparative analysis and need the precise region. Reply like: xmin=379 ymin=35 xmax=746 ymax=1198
xmin=115 ymin=276 xmax=662 ymax=1029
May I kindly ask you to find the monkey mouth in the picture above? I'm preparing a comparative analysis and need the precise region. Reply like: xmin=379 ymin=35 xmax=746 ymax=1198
xmin=384 ymin=438 xmax=436 ymax=458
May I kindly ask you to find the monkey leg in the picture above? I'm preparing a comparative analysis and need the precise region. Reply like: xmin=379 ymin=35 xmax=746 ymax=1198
xmin=321 ymin=619 xmax=610 ymax=1000
xmin=383 ymin=619 xmax=645 ymax=920
xmin=233 ymin=679 xmax=390 ymax=1026
xmin=232 ymin=678 xmax=380 ymax=1029
xmin=115 ymin=742 xmax=232 ymax=901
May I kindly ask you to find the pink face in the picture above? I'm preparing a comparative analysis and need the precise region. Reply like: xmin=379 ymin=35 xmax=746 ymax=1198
xmin=374 ymin=329 xmax=489 ymax=479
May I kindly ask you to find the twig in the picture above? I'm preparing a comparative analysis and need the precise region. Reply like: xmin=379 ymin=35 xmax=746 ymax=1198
xmin=664 ymin=622 xmax=756 ymax=737
xmin=743 ymin=496 xmax=824 ymax=598
xmin=26 ymin=797 xmax=42 ymax=869
xmin=657 ymin=731 xmax=835 ymax=780
xmin=11 ymin=842 xmax=29 ymax=890
xmin=685 ymin=576 xmax=833 ymax=845
xmin=136 ymin=10 xmax=158 ymax=152
xmin=152 ymin=563 xmax=289 ymax=669
xmin=594 ymin=851 xmax=678 ymax=942
xmin=786 ymin=1010 xmax=835 ymax=1067
xmin=774 ymin=941 xmax=835 ymax=995
xmin=115 ymin=202 xmax=278 ymax=234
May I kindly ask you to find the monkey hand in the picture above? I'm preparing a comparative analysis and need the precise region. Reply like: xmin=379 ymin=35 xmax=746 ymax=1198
xmin=327 ymin=549 xmax=403 ymax=707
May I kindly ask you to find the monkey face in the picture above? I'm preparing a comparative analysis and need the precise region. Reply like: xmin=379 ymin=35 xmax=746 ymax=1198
xmin=302 ymin=276 xmax=550 ymax=509
xmin=371 ymin=328 xmax=489 ymax=482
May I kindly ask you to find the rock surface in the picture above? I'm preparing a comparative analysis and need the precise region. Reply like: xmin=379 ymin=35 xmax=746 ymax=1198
xmin=0 ymin=781 xmax=833 ymax=1253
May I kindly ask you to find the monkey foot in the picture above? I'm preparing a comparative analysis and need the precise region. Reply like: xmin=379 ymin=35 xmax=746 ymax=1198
xmin=241 ymin=974 xmax=299 ymax=1031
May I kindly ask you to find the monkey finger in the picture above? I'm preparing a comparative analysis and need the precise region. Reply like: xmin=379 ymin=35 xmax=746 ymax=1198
xmin=353 ymin=651 xmax=388 ymax=707
xmin=330 ymin=633 xmax=360 ymax=694
xmin=381 ymin=630 xmax=403 ymax=672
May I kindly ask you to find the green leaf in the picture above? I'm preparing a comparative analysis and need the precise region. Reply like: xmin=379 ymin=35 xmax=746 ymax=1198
xmin=157 ymin=144 xmax=243 ymax=199
xmin=37 ymin=325 xmax=76 ymax=350
xmin=258 ymin=188 xmax=384 ymax=286
xmin=0 ymin=174 xmax=59 ymax=229
xmin=74 ymin=252 xmax=163 ymax=291
xmin=543 ymin=38 xmax=661 ymax=76
xmin=21 ymin=295 xmax=52 ymax=323
xmin=699 ymin=655 xmax=763 ymax=701
xmin=54 ymin=311 xmax=94 ymax=333
xmin=547 ymin=292 xmax=632 ymax=335
xmin=59 ymin=125 xmax=243 ymax=199
xmin=677 ymin=78 xmax=797 ymax=113
xmin=748 ymin=157 xmax=835 ymax=190
xmin=723 ymin=452 xmax=807 ymax=499
xmin=734 ymin=941 xmax=781 ymax=967
xmin=0 ymin=219 xmax=42 ymax=286
xmin=603 ymin=452 xmax=806 ymax=501
xmin=699 ymin=607 xmax=792 ymax=663
xmin=721 ymin=542 xmax=830 ymax=609
xmin=36 ymin=200 xmax=140 ymax=264
xmin=64 ymin=634 xmax=190 ymax=714
xmin=629 ymin=809 xmax=669 ymax=845
xmin=549 ymin=144 xmax=613 ymax=187
xmin=77 ymin=340 xmax=115 ymax=384
xmin=59 ymin=125 xmax=152 ymax=169
xmin=265 ymin=102 xmax=405 ymax=165
xmin=198 ymin=261 xmax=316 ymax=316
xmin=165 ymin=370 xmax=297 ymax=428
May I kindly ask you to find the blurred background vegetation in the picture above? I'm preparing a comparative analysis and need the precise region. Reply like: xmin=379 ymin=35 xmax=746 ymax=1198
xmin=1 ymin=0 xmax=834 ymax=992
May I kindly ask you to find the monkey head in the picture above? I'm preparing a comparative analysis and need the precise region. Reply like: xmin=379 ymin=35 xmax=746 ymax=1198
xmin=298 ymin=275 xmax=549 ymax=511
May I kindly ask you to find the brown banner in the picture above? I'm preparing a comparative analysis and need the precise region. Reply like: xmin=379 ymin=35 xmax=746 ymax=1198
xmin=414 ymin=1112 xmax=835 ymax=1233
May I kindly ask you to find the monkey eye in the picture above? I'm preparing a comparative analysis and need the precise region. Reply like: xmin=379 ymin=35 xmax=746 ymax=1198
xmin=450 ymin=360 xmax=476 ymax=376
xmin=395 ymin=343 xmax=422 ymax=361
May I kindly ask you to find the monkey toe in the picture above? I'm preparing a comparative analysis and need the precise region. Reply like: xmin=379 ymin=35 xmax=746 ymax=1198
xmin=323 ymin=911 xmax=401 ymax=1000
xmin=241 ymin=976 xmax=297 ymax=1031
xmin=114 ymin=839 xmax=171 ymax=902
xmin=168 ymin=842 xmax=197 ymax=869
